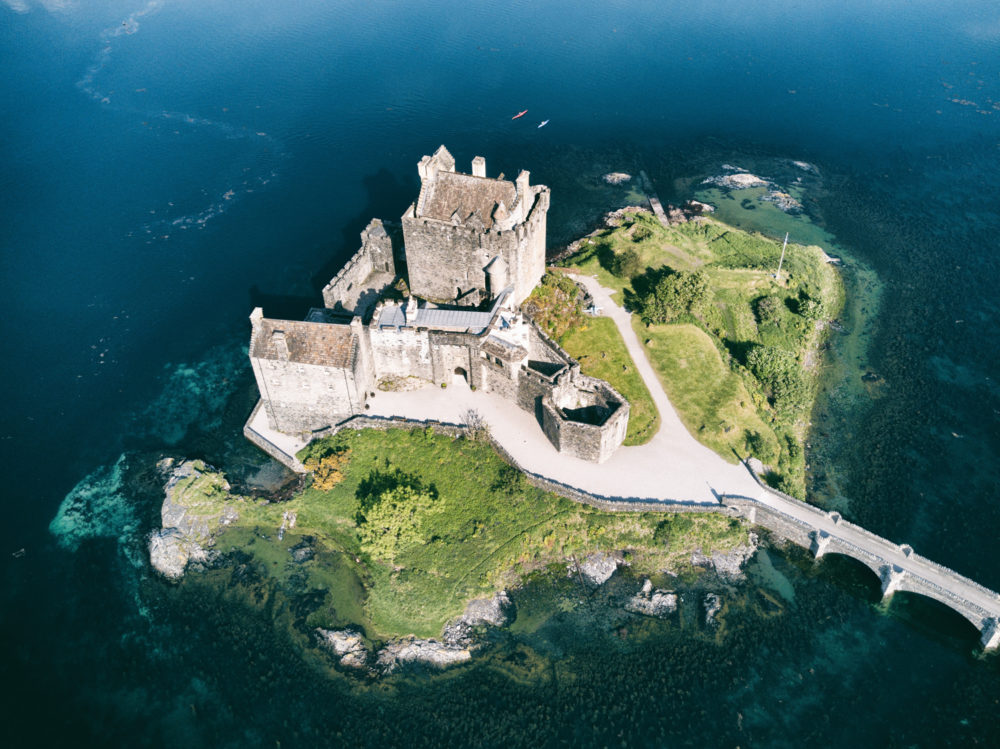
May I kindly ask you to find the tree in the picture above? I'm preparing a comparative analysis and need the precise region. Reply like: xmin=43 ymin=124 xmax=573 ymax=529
xmin=302 ymin=447 xmax=351 ymax=490
xmin=356 ymin=484 xmax=438 ymax=563
xmin=611 ymin=248 xmax=642 ymax=279
xmin=756 ymin=295 xmax=783 ymax=325
xmin=797 ymin=293 xmax=825 ymax=321
xmin=639 ymin=269 xmax=710 ymax=324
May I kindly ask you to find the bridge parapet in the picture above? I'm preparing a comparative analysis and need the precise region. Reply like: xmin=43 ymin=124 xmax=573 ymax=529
xmin=723 ymin=482 xmax=1000 ymax=651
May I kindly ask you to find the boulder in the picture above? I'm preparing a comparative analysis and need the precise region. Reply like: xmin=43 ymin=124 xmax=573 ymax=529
xmin=316 ymin=628 xmax=369 ymax=670
xmin=376 ymin=637 xmax=471 ymax=674
xmin=602 ymin=172 xmax=632 ymax=185
xmin=625 ymin=578 xmax=678 ymax=617
xmin=572 ymin=552 xmax=622 ymax=586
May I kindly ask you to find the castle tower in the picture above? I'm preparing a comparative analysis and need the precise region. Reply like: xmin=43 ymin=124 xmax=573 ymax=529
xmin=401 ymin=145 xmax=549 ymax=307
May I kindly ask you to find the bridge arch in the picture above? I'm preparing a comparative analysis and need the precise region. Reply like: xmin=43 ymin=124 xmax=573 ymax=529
xmin=882 ymin=589 xmax=985 ymax=646
xmin=890 ymin=576 xmax=988 ymax=632
xmin=812 ymin=550 xmax=884 ymax=597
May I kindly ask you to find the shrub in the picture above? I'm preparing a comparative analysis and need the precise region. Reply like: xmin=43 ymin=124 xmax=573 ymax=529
xmin=302 ymin=447 xmax=352 ymax=490
xmin=638 ymin=269 xmax=710 ymax=324
xmin=356 ymin=484 xmax=438 ymax=563
xmin=745 ymin=346 xmax=809 ymax=416
xmin=631 ymin=224 xmax=653 ymax=242
xmin=755 ymin=295 xmax=783 ymax=325
xmin=744 ymin=430 xmax=778 ymax=464
xmin=611 ymin=247 xmax=642 ymax=279
xmin=797 ymin=293 xmax=825 ymax=321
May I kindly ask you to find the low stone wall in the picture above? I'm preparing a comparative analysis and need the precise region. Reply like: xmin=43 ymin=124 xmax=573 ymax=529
xmin=243 ymin=401 xmax=306 ymax=472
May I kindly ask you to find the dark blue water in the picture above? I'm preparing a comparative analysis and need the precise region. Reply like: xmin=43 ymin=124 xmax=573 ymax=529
xmin=3 ymin=0 xmax=1000 ymax=745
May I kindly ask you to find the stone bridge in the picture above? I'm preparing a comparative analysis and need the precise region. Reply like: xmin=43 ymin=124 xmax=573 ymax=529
xmin=723 ymin=474 xmax=1000 ymax=650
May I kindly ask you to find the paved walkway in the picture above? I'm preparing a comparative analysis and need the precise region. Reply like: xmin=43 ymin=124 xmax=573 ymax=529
xmin=366 ymin=274 xmax=760 ymax=504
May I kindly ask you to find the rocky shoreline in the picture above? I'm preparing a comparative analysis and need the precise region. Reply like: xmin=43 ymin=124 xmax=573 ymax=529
xmin=148 ymin=458 xmax=242 ymax=580
xmin=146 ymin=462 xmax=760 ymax=677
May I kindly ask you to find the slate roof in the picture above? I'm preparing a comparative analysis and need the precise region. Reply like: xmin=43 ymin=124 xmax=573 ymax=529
xmin=251 ymin=318 xmax=357 ymax=368
xmin=377 ymin=287 xmax=513 ymax=334
xmin=419 ymin=171 xmax=516 ymax=229
xmin=378 ymin=305 xmax=495 ymax=334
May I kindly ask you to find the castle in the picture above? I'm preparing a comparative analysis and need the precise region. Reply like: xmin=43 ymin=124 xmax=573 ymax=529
xmin=247 ymin=146 xmax=629 ymax=464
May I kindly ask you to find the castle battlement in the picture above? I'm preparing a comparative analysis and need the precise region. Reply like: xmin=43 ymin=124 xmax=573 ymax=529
xmin=247 ymin=146 xmax=626 ymax=463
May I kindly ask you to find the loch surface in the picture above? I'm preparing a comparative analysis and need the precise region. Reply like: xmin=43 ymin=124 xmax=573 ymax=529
xmin=3 ymin=0 xmax=1000 ymax=746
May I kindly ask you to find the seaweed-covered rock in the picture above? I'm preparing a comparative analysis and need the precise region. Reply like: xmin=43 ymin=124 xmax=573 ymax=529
xmin=625 ymin=579 xmax=678 ymax=617
xmin=704 ymin=593 xmax=723 ymax=627
xmin=316 ymin=628 xmax=369 ymax=670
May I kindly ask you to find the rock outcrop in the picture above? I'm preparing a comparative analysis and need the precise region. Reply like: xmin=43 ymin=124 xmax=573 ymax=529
xmin=317 ymin=592 xmax=513 ymax=675
xmin=375 ymin=638 xmax=472 ymax=673
xmin=442 ymin=590 xmax=515 ymax=647
xmin=602 ymin=172 xmax=632 ymax=185
xmin=316 ymin=628 xmax=369 ymax=670
xmin=761 ymin=190 xmax=803 ymax=213
xmin=690 ymin=532 xmax=759 ymax=580
xmin=703 ymin=172 xmax=769 ymax=189
xmin=148 ymin=459 xmax=240 ymax=580
xmin=571 ymin=551 xmax=623 ymax=586
xmin=625 ymin=579 xmax=678 ymax=617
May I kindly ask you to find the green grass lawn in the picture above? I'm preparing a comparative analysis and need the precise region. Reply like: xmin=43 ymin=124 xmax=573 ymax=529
xmin=202 ymin=428 xmax=747 ymax=640
xmin=634 ymin=321 xmax=779 ymax=462
xmin=559 ymin=317 xmax=660 ymax=445
xmin=563 ymin=209 xmax=844 ymax=497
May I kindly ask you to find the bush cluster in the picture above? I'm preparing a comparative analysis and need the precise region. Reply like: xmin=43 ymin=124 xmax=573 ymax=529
xmin=745 ymin=346 xmax=810 ymax=416
xmin=610 ymin=247 xmax=643 ymax=279
xmin=637 ymin=268 xmax=710 ymax=324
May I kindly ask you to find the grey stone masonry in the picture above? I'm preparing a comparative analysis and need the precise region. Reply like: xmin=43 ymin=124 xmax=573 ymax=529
xmin=247 ymin=144 xmax=627 ymax=464
xmin=402 ymin=146 xmax=548 ymax=307
xmin=721 ymin=464 xmax=1000 ymax=651
xmin=322 ymin=219 xmax=400 ymax=318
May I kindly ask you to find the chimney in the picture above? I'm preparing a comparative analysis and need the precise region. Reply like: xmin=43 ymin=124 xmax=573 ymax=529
xmin=515 ymin=170 xmax=531 ymax=199
xmin=471 ymin=156 xmax=486 ymax=178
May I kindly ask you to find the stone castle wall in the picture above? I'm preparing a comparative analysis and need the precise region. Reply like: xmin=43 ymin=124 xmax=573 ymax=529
xmin=540 ymin=376 xmax=629 ymax=464
xmin=322 ymin=219 xmax=397 ymax=313
xmin=251 ymin=354 xmax=366 ymax=435
xmin=505 ymin=187 xmax=549 ymax=305
xmin=401 ymin=189 xmax=548 ymax=307
xmin=400 ymin=213 xmax=487 ymax=305
xmin=368 ymin=324 xmax=435 ymax=382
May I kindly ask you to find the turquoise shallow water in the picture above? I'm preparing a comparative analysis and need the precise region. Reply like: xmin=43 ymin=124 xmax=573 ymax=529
xmin=3 ymin=0 xmax=1000 ymax=745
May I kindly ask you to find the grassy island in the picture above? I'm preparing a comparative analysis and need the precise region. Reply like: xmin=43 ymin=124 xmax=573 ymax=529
xmin=561 ymin=209 xmax=843 ymax=497
xmin=188 ymin=428 xmax=746 ymax=640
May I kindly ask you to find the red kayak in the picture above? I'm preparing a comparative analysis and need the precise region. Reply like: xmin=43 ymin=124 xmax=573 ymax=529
xmin=511 ymin=110 xmax=528 ymax=120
